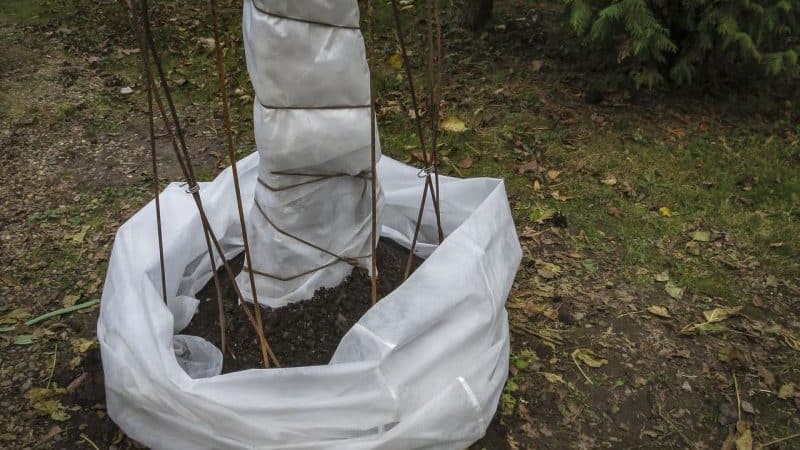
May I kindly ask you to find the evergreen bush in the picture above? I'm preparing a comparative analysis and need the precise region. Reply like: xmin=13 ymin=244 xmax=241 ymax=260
xmin=564 ymin=0 xmax=800 ymax=88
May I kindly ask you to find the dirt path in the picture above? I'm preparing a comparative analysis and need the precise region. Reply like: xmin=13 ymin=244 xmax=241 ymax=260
xmin=1 ymin=1 xmax=799 ymax=449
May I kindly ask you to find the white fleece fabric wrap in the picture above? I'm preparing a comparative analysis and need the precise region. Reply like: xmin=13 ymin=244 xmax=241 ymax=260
xmin=98 ymin=152 xmax=521 ymax=449
xmin=237 ymin=0 xmax=384 ymax=307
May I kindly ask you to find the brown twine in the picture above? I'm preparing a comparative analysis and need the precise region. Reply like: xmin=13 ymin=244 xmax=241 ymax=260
xmin=258 ymin=170 xmax=371 ymax=192
xmin=243 ymin=196 xmax=371 ymax=282
xmin=253 ymin=201 xmax=367 ymax=267
xmin=251 ymin=1 xmax=360 ymax=30
xmin=259 ymin=102 xmax=371 ymax=110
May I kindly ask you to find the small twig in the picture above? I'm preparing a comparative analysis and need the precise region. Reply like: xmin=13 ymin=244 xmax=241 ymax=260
xmin=79 ymin=434 xmax=100 ymax=450
xmin=46 ymin=343 xmax=58 ymax=389
xmin=762 ymin=432 xmax=800 ymax=448
xmin=733 ymin=370 xmax=742 ymax=421
xmin=367 ymin=0 xmax=378 ymax=306
xmin=570 ymin=351 xmax=593 ymax=385
xmin=655 ymin=403 xmax=696 ymax=449
xmin=66 ymin=373 xmax=88 ymax=393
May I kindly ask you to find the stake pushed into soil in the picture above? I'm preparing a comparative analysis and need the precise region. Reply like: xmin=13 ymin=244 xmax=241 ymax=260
xmin=207 ymin=0 xmax=278 ymax=367
xmin=126 ymin=0 xmax=278 ymax=368
xmin=389 ymin=0 xmax=446 ymax=279
xmin=367 ymin=0 xmax=378 ymax=306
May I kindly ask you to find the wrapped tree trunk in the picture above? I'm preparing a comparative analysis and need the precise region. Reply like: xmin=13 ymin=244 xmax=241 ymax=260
xmin=237 ymin=0 xmax=384 ymax=307
xmin=461 ymin=0 xmax=494 ymax=30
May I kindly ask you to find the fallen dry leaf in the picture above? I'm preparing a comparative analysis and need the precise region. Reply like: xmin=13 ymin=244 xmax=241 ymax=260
xmin=685 ymin=241 xmax=701 ymax=256
xmin=518 ymin=159 xmax=539 ymax=175
xmin=658 ymin=206 xmax=672 ymax=218
xmin=691 ymin=230 xmax=711 ymax=242
xmin=647 ymin=305 xmax=672 ymax=319
xmin=72 ymin=338 xmax=97 ymax=354
xmin=63 ymin=294 xmax=80 ymax=308
xmin=601 ymin=175 xmax=617 ymax=186
xmin=703 ymin=306 xmax=742 ymax=323
xmin=546 ymin=169 xmax=561 ymax=181
xmin=778 ymin=383 xmax=796 ymax=399
xmin=0 ymin=308 xmax=31 ymax=325
xmin=24 ymin=388 xmax=71 ymax=422
xmin=665 ymin=282 xmax=684 ymax=300
xmin=540 ymin=372 xmax=564 ymax=384
xmin=550 ymin=191 xmax=572 ymax=202
xmin=572 ymin=348 xmax=608 ymax=368
xmin=440 ymin=116 xmax=467 ymax=133
xmin=388 ymin=53 xmax=403 ymax=69
xmin=735 ymin=421 xmax=752 ymax=450
xmin=456 ymin=157 xmax=473 ymax=169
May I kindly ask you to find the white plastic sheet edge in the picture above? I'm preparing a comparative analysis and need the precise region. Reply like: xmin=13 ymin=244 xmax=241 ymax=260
xmin=98 ymin=152 xmax=521 ymax=450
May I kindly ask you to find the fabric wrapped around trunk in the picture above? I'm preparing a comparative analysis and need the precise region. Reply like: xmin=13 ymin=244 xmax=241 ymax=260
xmin=237 ymin=0 xmax=384 ymax=307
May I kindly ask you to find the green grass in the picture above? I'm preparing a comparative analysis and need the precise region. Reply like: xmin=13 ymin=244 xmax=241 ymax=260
xmin=6 ymin=0 xmax=798 ymax=310
xmin=0 ymin=0 xmax=54 ymax=25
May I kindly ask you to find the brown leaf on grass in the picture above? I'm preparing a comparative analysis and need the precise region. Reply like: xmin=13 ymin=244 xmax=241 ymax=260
xmin=410 ymin=151 xmax=430 ymax=165
xmin=525 ymin=302 xmax=556 ymax=320
xmin=735 ymin=421 xmax=753 ymax=450
xmin=647 ymin=305 xmax=672 ymax=319
xmin=778 ymin=383 xmax=796 ymax=399
xmin=782 ymin=331 xmax=800 ymax=352
xmin=546 ymin=169 xmax=561 ymax=181
xmin=0 ymin=308 xmax=31 ymax=325
xmin=607 ymin=206 xmax=623 ymax=217
xmin=540 ymin=372 xmax=564 ymax=384
xmin=600 ymin=175 xmax=618 ymax=186
xmin=703 ymin=306 xmax=742 ymax=323
xmin=517 ymin=159 xmax=539 ymax=175
xmin=456 ymin=157 xmax=473 ymax=169
xmin=71 ymin=338 xmax=97 ymax=354
xmin=388 ymin=53 xmax=403 ymax=69
xmin=665 ymin=282 xmax=684 ymax=299
xmin=440 ymin=116 xmax=467 ymax=133
xmin=550 ymin=191 xmax=572 ymax=202
xmin=572 ymin=348 xmax=608 ymax=368
xmin=24 ymin=388 xmax=70 ymax=422
xmin=63 ymin=294 xmax=80 ymax=308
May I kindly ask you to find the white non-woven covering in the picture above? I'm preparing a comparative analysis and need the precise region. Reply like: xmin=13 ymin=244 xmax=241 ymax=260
xmin=237 ymin=0 xmax=383 ymax=307
xmin=97 ymin=152 xmax=521 ymax=449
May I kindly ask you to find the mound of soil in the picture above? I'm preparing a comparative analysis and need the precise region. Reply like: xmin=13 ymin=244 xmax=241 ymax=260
xmin=184 ymin=238 xmax=421 ymax=370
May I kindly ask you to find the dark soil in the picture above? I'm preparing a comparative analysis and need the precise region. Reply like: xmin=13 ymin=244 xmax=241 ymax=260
xmin=185 ymin=238 xmax=422 ymax=370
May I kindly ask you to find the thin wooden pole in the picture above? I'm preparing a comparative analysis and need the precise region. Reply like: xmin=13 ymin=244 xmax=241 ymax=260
xmin=367 ymin=0 xmax=379 ymax=305
xmin=134 ymin=0 xmax=277 ymax=366
xmin=208 ymin=0 xmax=278 ymax=367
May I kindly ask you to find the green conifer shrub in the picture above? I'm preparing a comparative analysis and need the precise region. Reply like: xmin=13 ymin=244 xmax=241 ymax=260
xmin=564 ymin=0 xmax=800 ymax=88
